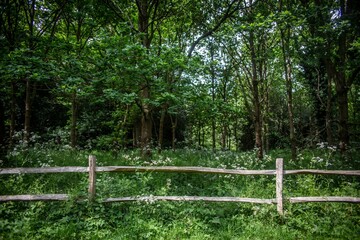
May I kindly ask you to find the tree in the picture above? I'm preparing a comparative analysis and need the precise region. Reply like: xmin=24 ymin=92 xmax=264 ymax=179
xmin=1 ymin=0 xmax=359 ymax=154
xmin=299 ymin=0 xmax=360 ymax=151
xmin=277 ymin=2 xmax=298 ymax=160
xmin=223 ymin=1 xmax=277 ymax=158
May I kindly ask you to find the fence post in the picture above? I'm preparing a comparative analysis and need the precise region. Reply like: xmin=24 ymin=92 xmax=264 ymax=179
xmin=88 ymin=155 xmax=96 ymax=201
xmin=276 ymin=158 xmax=284 ymax=215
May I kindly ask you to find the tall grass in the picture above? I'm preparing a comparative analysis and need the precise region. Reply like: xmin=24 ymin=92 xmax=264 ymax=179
xmin=0 ymin=147 xmax=359 ymax=239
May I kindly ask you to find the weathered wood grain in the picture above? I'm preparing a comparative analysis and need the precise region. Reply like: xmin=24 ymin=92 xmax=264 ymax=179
xmin=276 ymin=158 xmax=284 ymax=215
xmin=88 ymin=155 xmax=96 ymax=200
xmin=96 ymin=166 xmax=277 ymax=175
xmin=285 ymin=170 xmax=360 ymax=175
xmin=0 ymin=167 xmax=88 ymax=174
xmin=288 ymin=196 xmax=360 ymax=203
xmin=0 ymin=194 xmax=69 ymax=201
xmin=102 ymin=196 xmax=276 ymax=204
xmin=1 ymin=166 xmax=359 ymax=176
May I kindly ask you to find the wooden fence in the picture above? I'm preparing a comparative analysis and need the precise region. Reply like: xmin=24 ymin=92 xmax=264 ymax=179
xmin=0 ymin=155 xmax=359 ymax=215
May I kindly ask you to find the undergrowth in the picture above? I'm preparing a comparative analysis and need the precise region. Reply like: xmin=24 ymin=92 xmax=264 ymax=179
xmin=0 ymin=147 xmax=359 ymax=239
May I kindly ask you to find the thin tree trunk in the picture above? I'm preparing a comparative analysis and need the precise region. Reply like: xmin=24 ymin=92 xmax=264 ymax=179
xmin=324 ymin=59 xmax=334 ymax=145
xmin=263 ymin=85 xmax=269 ymax=153
xmin=228 ymin=127 xmax=231 ymax=150
xmin=9 ymin=81 xmax=16 ymax=148
xmin=264 ymin=120 xmax=269 ymax=154
xmin=198 ymin=121 xmax=201 ymax=147
xmin=286 ymin=67 xmax=296 ymax=160
xmin=170 ymin=114 xmax=177 ymax=150
xmin=70 ymin=91 xmax=78 ymax=148
xmin=249 ymin=30 xmax=263 ymax=159
xmin=0 ymin=99 xmax=5 ymax=148
xmin=212 ymin=120 xmax=216 ymax=150
xmin=234 ymin=88 xmax=240 ymax=151
xmin=158 ymin=105 xmax=167 ymax=152
xmin=335 ymin=4 xmax=349 ymax=151
xmin=234 ymin=120 xmax=239 ymax=151
xmin=24 ymin=78 xmax=31 ymax=143
xmin=202 ymin=127 xmax=205 ymax=147
xmin=210 ymin=42 xmax=216 ymax=151
xmin=118 ymin=104 xmax=130 ymax=148
xmin=221 ymin=124 xmax=227 ymax=150
xmin=280 ymin=27 xmax=296 ymax=161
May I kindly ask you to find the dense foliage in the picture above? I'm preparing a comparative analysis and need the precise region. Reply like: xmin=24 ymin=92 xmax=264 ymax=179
xmin=0 ymin=0 xmax=359 ymax=158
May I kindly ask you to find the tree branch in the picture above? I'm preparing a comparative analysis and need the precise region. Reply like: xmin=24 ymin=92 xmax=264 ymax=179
xmin=187 ymin=0 xmax=242 ymax=57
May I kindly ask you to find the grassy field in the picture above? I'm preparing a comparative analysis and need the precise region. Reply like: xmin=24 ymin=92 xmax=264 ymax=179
xmin=0 ymin=147 xmax=359 ymax=239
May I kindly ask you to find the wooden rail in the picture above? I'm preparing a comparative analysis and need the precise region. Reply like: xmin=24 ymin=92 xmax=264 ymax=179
xmin=1 ymin=156 xmax=360 ymax=215
xmin=102 ymin=196 xmax=277 ymax=204
xmin=0 ymin=167 xmax=88 ymax=174
xmin=1 ymin=166 xmax=359 ymax=176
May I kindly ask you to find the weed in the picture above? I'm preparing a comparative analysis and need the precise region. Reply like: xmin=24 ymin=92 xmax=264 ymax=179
xmin=0 ymin=148 xmax=359 ymax=239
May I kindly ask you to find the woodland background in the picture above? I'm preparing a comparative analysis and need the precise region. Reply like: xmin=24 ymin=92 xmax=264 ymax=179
xmin=0 ymin=0 xmax=360 ymax=158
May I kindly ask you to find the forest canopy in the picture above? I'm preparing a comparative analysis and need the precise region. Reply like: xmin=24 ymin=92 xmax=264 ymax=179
xmin=1 ymin=0 xmax=360 ymax=158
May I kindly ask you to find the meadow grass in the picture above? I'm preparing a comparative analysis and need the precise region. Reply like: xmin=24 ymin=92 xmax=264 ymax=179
xmin=0 ymin=147 xmax=359 ymax=239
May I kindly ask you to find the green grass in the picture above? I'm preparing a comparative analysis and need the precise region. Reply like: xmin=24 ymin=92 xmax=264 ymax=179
xmin=0 ymin=148 xmax=359 ymax=239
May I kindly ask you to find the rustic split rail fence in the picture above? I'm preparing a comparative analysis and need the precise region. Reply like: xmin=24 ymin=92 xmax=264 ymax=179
xmin=0 ymin=155 xmax=359 ymax=215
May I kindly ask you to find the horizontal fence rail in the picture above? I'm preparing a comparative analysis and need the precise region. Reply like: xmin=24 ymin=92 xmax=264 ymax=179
xmin=285 ymin=169 xmax=360 ymax=175
xmin=0 ymin=194 xmax=69 ymax=201
xmin=288 ymin=197 xmax=360 ymax=203
xmin=0 ymin=167 xmax=88 ymax=174
xmin=1 ymin=156 xmax=360 ymax=215
xmin=102 ymin=196 xmax=277 ymax=204
xmin=1 ymin=167 xmax=359 ymax=176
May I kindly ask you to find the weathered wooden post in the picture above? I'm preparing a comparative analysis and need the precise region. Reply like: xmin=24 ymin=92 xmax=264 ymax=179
xmin=276 ymin=158 xmax=284 ymax=215
xmin=88 ymin=155 xmax=96 ymax=201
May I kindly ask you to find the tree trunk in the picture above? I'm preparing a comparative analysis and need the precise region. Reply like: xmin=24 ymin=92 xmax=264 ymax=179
xmin=9 ymin=81 xmax=16 ymax=148
xmin=197 ymin=121 xmax=201 ymax=147
xmin=228 ymin=128 xmax=232 ymax=150
xmin=133 ymin=123 xmax=141 ymax=147
xmin=263 ymin=85 xmax=270 ymax=153
xmin=140 ymin=84 xmax=152 ymax=156
xmin=280 ymin=27 xmax=296 ymax=161
xmin=0 ymin=99 xmax=5 ymax=148
xmin=70 ymin=91 xmax=78 ymax=148
xmin=335 ymin=2 xmax=350 ymax=151
xmin=123 ymin=106 xmax=130 ymax=142
xmin=212 ymin=120 xmax=216 ymax=150
xmin=23 ymin=0 xmax=36 ymax=145
xmin=324 ymin=59 xmax=334 ymax=145
xmin=24 ymin=78 xmax=31 ymax=143
xmin=249 ymin=31 xmax=263 ymax=159
xmin=158 ymin=105 xmax=167 ymax=152
xmin=202 ymin=127 xmax=205 ymax=147
xmin=309 ymin=0 xmax=354 ymax=152
xmin=137 ymin=0 xmax=154 ymax=156
xmin=234 ymin=120 xmax=239 ymax=151
xmin=221 ymin=124 xmax=227 ymax=150
xmin=210 ymin=42 xmax=216 ymax=151
xmin=286 ymin=68 xmax=296 ymax=160
xmin=141 ymin=110 xmax=152 ymax=155
xmin=170 ymin=114 xmax=177 ymax=150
